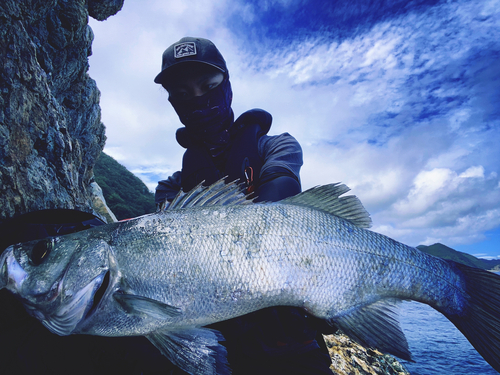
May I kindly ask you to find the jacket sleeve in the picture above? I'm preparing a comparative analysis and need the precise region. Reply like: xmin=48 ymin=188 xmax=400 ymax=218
xmin=154 ymin=171 xmax=182 ymax=204
xmin=256 ymin=133 xmax=303 ymax=202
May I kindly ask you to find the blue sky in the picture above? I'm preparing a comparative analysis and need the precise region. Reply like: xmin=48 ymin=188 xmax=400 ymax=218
xmin=88 ymin=0 xmax=500 ymax=258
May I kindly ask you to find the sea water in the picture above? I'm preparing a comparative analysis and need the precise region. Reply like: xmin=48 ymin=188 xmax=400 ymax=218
xmin=398 ymin=301 xmax=497 ymax=374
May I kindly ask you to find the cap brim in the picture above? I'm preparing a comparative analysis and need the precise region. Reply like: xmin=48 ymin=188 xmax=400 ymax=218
xmin=154 ymin=61 xmax=225 ymax=84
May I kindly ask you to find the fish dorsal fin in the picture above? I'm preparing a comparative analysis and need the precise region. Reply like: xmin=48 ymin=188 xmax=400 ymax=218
xmin=164 ymin=179 xmax=252 ymax=211
xmin=333 ymin=300 xmax=412 ymax=361
xmin=281 ymin=183 xmax=372 ymax=228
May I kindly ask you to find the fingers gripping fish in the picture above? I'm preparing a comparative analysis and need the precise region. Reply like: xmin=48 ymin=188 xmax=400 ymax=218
xmin=1 ymin=180 xmax=500 ymax=375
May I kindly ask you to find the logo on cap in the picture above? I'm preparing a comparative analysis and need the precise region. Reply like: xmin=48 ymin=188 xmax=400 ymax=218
xmin=174 ymin=42 xmax=197 ymax=59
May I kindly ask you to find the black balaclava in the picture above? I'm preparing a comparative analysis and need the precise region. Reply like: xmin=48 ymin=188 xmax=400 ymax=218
xmin=169 ymin=75 xmax=234 ymax=158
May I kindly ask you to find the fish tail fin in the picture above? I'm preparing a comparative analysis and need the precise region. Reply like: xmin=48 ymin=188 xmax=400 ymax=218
xmin=443 ymin=261 xmax=500 ymax=372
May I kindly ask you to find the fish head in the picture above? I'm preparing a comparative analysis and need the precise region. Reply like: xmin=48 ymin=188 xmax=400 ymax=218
xmin=0 ymin=231 xmax=112 ymax=336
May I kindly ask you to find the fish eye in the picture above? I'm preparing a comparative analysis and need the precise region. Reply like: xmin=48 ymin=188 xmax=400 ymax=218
xmin=30 ymin=238 xmax=54 ymax=266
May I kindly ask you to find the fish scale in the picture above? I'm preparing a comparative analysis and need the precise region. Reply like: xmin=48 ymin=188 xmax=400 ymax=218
xmin=114 ymin=203 xmax=447 ymax=324
xmin=1 ymin=180 xmax=500 ymax=375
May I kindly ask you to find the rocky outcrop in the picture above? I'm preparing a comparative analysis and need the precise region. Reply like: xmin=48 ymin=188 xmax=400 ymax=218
xmin=88 ymin=0 xmax=124 ymax=21
xmin=325 ymin=333 xmax=410 ymax=375
xmin=90 ymin=181 xmax=118 ymax=223
xmin=0 ymin=0 xmax=123 ymax=222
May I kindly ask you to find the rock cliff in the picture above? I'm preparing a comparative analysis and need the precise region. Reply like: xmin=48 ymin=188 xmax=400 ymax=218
xmin=0 ymin=0 xmax=123 ymax=221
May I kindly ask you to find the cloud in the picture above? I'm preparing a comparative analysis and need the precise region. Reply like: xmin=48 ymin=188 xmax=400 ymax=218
xmin=88 ymin=0 xmax=500 ymax=252
xmin=373 ymin=165 xmax=500 ymax=246
xmin=229 ymin=0 xmax=500 ymax=248
xmin=89 ymin=0 xmax=238 ymax=174
xmin=474 ymin=254 xmax=500 ymax=260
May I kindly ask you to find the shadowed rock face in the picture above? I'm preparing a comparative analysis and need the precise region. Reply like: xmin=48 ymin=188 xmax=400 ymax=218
xmin=0 ymin=0 xmax=123 ymax=221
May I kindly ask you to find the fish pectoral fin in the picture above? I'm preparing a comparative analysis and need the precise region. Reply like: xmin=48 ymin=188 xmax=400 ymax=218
xmin=332 ymin=300 xmax=412 ymax=361
xmin=147 ymin=327 xmax=230 ymax=375
xmin=113 ymin=293 xmax=181 ymax=319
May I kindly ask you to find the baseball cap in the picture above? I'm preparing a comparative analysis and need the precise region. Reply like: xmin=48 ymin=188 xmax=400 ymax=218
xmin=154 ymin=37 xmax=227 ymax=84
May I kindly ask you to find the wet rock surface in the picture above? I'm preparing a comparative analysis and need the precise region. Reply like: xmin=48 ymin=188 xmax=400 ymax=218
xmin=0 ymin=0 xmax=122 ymax=221
xmin=325 ymin=333 xmax=410 ymax=375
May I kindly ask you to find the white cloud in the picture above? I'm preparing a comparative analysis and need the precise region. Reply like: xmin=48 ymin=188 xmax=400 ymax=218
xmin=393 ymin=168 xmax=458 ymax=217
xmin=88 ymin=0 xmax=500 ymax=252
xmin=475 ymin=254 xmax=500 ymax=260
xmin=372 ymin=164 xmax=500 ymax=246
xmin=459 ymin=166 xmax=484 ymax=178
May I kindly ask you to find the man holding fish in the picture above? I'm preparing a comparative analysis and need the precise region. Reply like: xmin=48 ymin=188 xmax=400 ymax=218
xmin=153 ymin=36 xmax=333 ymax=374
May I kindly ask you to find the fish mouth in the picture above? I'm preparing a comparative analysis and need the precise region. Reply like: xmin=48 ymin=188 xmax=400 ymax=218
xmin=0 ymin=247 xmax=28 ymax=292
xmin=86 ymin=270 xmax=111 ymax=319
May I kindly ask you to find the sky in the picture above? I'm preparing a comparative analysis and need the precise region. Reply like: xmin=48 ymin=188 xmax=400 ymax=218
xmin=88 ymin=0 xmax=500 ymax=258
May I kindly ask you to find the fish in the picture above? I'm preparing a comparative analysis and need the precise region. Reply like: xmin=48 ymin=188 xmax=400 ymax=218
xmin=1 ymin=180 xmax=500 ymax=375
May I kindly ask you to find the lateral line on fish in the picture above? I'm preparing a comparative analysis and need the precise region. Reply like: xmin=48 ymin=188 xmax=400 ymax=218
xmin=335 ymin=243 xmax=468 ymax=299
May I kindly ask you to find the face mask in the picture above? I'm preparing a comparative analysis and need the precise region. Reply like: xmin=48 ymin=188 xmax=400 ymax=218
xmin=169 ymin=76 xmax=233 ymax=131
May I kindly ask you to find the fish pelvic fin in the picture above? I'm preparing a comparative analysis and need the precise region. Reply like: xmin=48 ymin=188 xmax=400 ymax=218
xmin=281 ymin=183 xmax=372 ymax=228
xmin=333 ymin=300 xmax=412 ymax=361
xmin=113 ymin=293 xmax=182 ymax=319
xmin=442 ymin=261 xmax=500 ymax=373
xmin=147 ymin=327 xmax=230 ymax=375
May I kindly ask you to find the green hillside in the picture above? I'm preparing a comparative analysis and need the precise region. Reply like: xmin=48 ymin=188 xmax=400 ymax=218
xmin=94 ymin=152 xmax=156 ymax=221
xmin=417 ymin=243 xmax=500 ymax=271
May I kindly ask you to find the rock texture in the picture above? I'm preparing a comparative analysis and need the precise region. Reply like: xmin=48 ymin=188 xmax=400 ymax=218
xmin=0 ymin=0 xmax=123 ymax=222
xmin=325 ymin=333 xmax=410 ymax=375
xmin=90 ymin=181 xmax=118 ymax=223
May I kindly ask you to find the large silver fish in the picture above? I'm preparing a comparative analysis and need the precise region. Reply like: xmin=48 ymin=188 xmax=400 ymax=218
xmin=1 ymin=181 xmax=500 ymax=374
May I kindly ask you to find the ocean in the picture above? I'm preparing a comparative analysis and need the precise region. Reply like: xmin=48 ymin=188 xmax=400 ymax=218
xmin=398 ymin=301 xmax=497 ymax=375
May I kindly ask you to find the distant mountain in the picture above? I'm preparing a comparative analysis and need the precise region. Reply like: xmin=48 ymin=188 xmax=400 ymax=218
xmin=94 ymin=152 xmax=156 ymax=221
xmin=417 ymin=243 xmax=500 ymax=271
